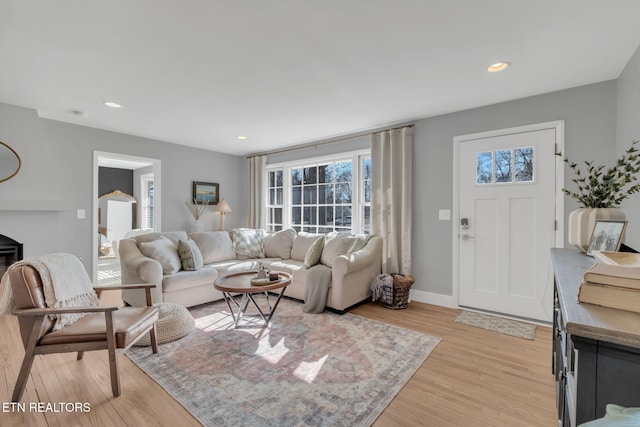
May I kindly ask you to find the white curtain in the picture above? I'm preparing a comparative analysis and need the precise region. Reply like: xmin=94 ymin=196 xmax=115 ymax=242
xmin=248 ymin=155 xmax=266 ymax=229
xmin=371 ymin=126 xmax=413 ymax=274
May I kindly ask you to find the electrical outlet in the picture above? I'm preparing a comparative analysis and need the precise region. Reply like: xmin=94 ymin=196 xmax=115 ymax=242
xmin=77 ymin=209 xmax=85 ymax=219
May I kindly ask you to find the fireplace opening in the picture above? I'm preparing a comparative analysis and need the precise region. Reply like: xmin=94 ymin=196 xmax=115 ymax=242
xmin=0 ymin=235 xmax=23 ymax=278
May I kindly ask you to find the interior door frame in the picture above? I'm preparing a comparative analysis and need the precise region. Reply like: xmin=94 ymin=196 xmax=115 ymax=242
xmin=451 ymin=121 xmax=565 ymax=308
xmin=92 ymin=151 xmax=162 ymax=283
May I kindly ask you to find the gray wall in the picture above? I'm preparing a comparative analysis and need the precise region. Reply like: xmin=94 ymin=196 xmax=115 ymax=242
xmin=0 ymin=102 xmax=248 ymax=275
xmin=617 ymin=44 xmax=640 ymax=246
xmin=413 ymin=81 xmax=617 ymax=296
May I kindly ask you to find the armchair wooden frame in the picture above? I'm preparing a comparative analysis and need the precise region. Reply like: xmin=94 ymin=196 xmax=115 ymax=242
xmin=12 ymin=283 xmax=158 ymax=403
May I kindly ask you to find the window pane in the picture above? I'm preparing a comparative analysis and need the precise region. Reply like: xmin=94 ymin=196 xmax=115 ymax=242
xmin=303 ymin=226 xmax=317 ymax=233
xmin=291 ymin=207 xmax=301 ymax=225
xmin=292 ymin=186 xmax=302 ymax=205
xmin=269 ymin=171 xmax=275 ymax=187
xmin=364 ymin=180 xmax=371 ymax=203
xmin=335 ymin=183 xmax=352 ymax=203
xmin=515 ymin=147 xmax=534 ymax=182
xmin=319 ymin=164 xmax=334 ymax=183
xmin=318 ymin=227 xmax=333 ymax=234
xmin=319 ymin=184 xmax=333 ymax=204
xmin=303 ymin=167 xmax=317 ymax=184
xmin=318 ymin=206 xmax=333 ymax=225
xmin=495 ymin=150 xmax=512 ymax=183
xmin=275 ymin=170 xmax=283 ymax=187
xmin=335 ymin=206 xmax=352 ymax=227
xmin=291 ymin=168 xmax=302 ymax=186
xmin=363 ymin=158 xmax=371 ymax=180
xmin=269 ymin=189 xmax=275 ymax=205
xmin=364 ymin=206 xmax=370 ymax=234
xmin=274 ymin=208 xmax=282 ymax=224
xmin=476 ymin=152 xmax=492 ymax=184
xmin=276 ymin=188 xmax=283 ymax=205
xmin=303 ymin=186 xmax=317 ymax=204
xmin=274 ymin=225 xmax=283 ymax=231
xmin=335 ymin=162 xmax=352 ymax=183
xmin=303 ymin=206 xmax=316 ymax=225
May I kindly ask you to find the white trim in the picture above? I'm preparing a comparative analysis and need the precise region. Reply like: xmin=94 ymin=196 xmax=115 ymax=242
xmin=451 ymin=120 xmax=565 ymax=310
xmin=92 ymin=151 xmax=161 ymax=283
xmin=409 ymin=289 xmax=458 ymax=309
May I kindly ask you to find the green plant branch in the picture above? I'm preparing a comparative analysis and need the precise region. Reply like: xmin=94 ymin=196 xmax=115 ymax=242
xmin=556 ymin=139 xmax=640 ymax=208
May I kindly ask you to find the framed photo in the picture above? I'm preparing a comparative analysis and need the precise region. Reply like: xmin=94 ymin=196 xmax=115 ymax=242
xmin=192 ymin=181 xmax=219 ymax=205
xmin=586 ymin=220 xmax=628 ymax=256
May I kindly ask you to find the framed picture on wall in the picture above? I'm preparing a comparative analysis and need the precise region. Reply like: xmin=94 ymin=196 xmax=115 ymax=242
xmin=586 ymin=220 xmax=627 ymax=256
xmin=193 ymin=181 xmax=219 ymax=205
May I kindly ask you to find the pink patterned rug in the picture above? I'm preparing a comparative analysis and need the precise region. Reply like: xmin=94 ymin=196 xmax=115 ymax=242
xmin=127 ymin=297 xmax=440 ymax=427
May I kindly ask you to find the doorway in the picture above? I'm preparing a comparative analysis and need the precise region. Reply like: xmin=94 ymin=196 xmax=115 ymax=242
xmin=453 ymin=121 xmax=564 ymax=322
xmin=92 ymin=151 xmax=161 ymax=284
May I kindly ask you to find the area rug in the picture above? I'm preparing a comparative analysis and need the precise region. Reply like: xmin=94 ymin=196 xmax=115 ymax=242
xmin=97 ymin=257 xmax=121 ymax=286
xmin=455 ymin=310 xmax=536 ymax=340
xmin=127 ymin=298 xmax=440 ymax=427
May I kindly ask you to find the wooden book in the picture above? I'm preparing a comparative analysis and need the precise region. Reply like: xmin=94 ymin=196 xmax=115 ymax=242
xmin=578 ymin=280 xmax=640 ymax=314
xmin=583 ymin=263 xmax=640 ymax=290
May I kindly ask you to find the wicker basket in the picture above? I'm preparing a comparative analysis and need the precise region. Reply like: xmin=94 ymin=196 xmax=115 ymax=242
xmin=382 ymin=274 xmax=415 ymax=309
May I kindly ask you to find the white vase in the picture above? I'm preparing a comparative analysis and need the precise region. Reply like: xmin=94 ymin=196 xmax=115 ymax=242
xmin=568 ymin=208 xmax=626 ymax=252
xmin=190 ymin=219 xmax=205 ymax=232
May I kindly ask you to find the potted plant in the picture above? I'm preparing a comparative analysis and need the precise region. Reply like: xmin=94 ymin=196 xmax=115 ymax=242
xmin=556 ymin=139 xmax=640 ymax=251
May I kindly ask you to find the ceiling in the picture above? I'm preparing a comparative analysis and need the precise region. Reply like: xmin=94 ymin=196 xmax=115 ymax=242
xmin=2 ymin=1 xmax=640 ymax=157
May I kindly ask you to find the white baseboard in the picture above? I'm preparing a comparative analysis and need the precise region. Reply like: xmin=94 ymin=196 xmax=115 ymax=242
xmin=409 ymin=289 xmax=458 ymax=309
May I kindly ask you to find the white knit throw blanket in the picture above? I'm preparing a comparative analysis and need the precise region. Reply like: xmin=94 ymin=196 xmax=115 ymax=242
xmin=0 ymin=253 xmax=100 ymax=331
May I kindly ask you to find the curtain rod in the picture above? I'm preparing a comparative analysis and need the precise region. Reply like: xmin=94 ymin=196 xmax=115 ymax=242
xmin=247 ymin=123 xmax=414 ymax=158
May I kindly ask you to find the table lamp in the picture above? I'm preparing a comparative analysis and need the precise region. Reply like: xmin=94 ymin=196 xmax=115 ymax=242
xmin=214 ymin=199 xmax=232 ymax=230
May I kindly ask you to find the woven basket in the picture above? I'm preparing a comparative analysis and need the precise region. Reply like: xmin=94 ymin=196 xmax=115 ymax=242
xmin=383 ymin=274 xmax=415 ymax=309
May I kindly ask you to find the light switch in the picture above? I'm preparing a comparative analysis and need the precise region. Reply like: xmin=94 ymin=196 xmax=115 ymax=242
xmin=77 ymin=209 xmax=86 ymax=219
xmin=438 ymin=209 xmax=451 ymax=221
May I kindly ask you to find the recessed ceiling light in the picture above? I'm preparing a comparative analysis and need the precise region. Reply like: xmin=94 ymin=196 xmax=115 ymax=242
xmin=104 ymin=101 xmax=123 ymax=108
xmin=487 ymin=62 xmax=510 ymax=73
xmin=236 ymin=136 xmax=248 ymax=140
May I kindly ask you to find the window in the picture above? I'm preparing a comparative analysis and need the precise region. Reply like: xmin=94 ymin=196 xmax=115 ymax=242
xmin=267 ymin=169 xmax=284 ymax=231
xmin=266 ymin=151 xmax=370 ymax=234
xmin=140 ymin=173 xmax=154 ymax=229
xmin=476 ymin=147 xmax=534 ymax=185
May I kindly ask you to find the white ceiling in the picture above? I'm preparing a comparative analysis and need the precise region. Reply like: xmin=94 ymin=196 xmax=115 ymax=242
xmin=2 ymin=1 xmax=640 ymax=157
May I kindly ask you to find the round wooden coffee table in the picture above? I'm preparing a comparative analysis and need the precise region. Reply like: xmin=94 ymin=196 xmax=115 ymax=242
xmin=214 ymin=271 xmax=292 ymax=327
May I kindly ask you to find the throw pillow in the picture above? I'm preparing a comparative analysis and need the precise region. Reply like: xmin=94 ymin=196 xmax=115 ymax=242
xmin=264 ymin=228 xmax=297 ymax=259
xmin=320 ymin=234 xmax=357 ymax=267
xmin=135 ymin=231 xmax=189 ymax=247
xmin=291 ymin=231 xmax=325 ymax=262
xmin=177 ymin=238 xmax=204 ymax=271
xmin=231 ymin=228 xmax=266 ymax=258
xmin=304 ymin=235 xmax=325 ymax=268
xmin=139 ymin=236 xmax=182 ymax=275
xmin=189 ymin=231 xmax=236 ymax=264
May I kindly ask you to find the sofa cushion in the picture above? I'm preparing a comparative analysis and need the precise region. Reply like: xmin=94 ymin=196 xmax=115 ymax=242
xmin=231 ymin=228 xmax=265 ymax=258
xmin=162 ymin=265 xmax=219 ymax=293
xmin=135 ymin=231 xmax=189 ymax=247
xmin=189 ymin=231 xmax=236 ymax=264
xmin=291 ymin=232 xmax=324 ymax=262
xmin=139 ymin=236 xmax=182 ymax=275
xmin=304 ymin=236 xmax=325 ymax=268
xmin=264 ymin=228 xmax=297 ymax=259
xmin=321 ymin=233 xmax=357 ymax=267
xmin=177 ymin=238 xmax=204 ymax=271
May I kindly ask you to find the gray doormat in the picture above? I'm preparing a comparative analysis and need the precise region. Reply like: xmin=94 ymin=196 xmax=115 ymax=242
xmin=455 ymin=310 xmax=536 ymax=340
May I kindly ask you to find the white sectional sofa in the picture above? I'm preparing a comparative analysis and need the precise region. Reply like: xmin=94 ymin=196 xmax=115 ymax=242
xmin=118 ymin=228 xmax=382 ymax=313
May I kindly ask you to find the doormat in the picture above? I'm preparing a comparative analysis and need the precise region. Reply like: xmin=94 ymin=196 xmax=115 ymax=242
xmin=455 ymin=310 xmax=536 ymax=340
xmin=127 ymin=298 xmax=441 ymax=427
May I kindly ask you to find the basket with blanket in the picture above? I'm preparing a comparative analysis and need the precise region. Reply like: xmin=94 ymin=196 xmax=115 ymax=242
xmin=370 ymin=273 xmax=416 ymax=309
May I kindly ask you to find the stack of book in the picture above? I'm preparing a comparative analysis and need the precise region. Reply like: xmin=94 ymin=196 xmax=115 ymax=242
xmin=579 ymin=263 xmax=640 ymax=313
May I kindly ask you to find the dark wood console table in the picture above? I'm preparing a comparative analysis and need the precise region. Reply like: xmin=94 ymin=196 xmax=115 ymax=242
xmin=551 ymin=248 xmax=640 ymax=426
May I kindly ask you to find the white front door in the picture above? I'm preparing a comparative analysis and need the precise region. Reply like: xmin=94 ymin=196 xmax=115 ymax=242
xmin=456 ymin=122 xmax=563 ymax=322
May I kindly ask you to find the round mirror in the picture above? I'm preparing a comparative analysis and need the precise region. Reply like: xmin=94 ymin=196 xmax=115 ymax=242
xmin=0 ymin=141 xmax=21 ymax=183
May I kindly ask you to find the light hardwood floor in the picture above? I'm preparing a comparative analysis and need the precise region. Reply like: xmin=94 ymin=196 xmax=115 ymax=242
xmin=0 ymin=292 xmax=556 ymax=426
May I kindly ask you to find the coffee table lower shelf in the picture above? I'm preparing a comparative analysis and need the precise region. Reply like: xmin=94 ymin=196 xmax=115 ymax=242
xmin=214 ymin=271 xmax=292 ymax=328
